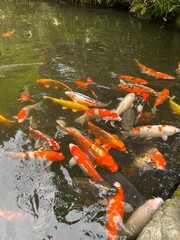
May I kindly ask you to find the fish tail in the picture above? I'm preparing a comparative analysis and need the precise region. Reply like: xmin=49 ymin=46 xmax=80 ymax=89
xmin=111 ymin=72 xmax=118 ymax=78
xmin=43 ymin=96 xmax=51 ymax=100
xmin=170 ymin=95 xmax=176 ymax=101
xmin=75 ymin=114 xmax=87 ymax=125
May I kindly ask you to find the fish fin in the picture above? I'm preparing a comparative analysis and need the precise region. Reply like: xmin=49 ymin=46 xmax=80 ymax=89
xmin=72 ymin=109 xmax=78 ymax=112
xmin=69 ymin=157 xmax=77 ymax=167
xmin=110 ymin=121 xmax=116 ymax=128
xmin=34 ymin=140 xmax=42 ymax=149
xmin=54 ymin=85 xmax=59 ymax=90
xmin=56 ymin=119 xmax=66 ymax=128
xmin=95 ymin=138 xmax=102 ymax=146
xmin=102 ymin=143 xmax=111 ymax=151
xmin=119 ymin=79 xmax=126 ymax=85
xmin=162 ymin=134 xmax=168 ymax=141
xmin=62 ymin=106 xmax=68 ymax=110
xmin=75 ymin=114 xmax=87 ymax=125
xmin=151 ymin=106 xmax=157 ymax=115
xmin=13 ymin=116 xmax=18 ymax=120
xmin=124 ymin=202 xmax=134 ymax=213
xmin=45 ymin=84 xmax=50 ymax=88
xmin=117 ymin=97 xmax=123 ymax=101
xmin=111 ymin=72 xmax=118 ymax=78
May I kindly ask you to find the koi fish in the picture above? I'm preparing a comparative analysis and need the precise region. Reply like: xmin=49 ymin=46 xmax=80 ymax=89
xmin=121 ymin=197 xmax=164 ymax=239
xmin=15 ymin=102 xmax=42 ymax=123
xmin=18 ymin=86 xmax=34 ymax=102
xmin=43 ymin=96 xmax=89 ymax=112
xmin=75 ymin=108 xmax=122 ymax=125
xmin=65 ymin=91 xmax=110 ymax=107
xmin=69 ymin=143 xmax=104 ymax=181
xmin=106 ymin=182 xmax=124 ymax=240
xmin=1 ymin=29 xmax=15 ymax=37
xmin=151 ymin=88 xmax=169 ymax=114
xmin=74 ymin=77 xmax=93 ymax=90
xmin=8 ymin=150 xmax=65 ymax=161
xmin=111 ymin=72 xmax=149 ymax=85
xmin=123 ymin=124 xmax=180 ymax=141
xmin=56 ymin=120 xmax=118 ymax=172
xmin=135 ymin=58 xmax=175 ymax=79
xmin=114 ymin=80 xmax=158 ymax=96
xmin=110 ymin=93 xmax=136 ymax=127
xmin=0 ymin=114 xmax=15 ymax=126
xmin=121 ymin=107 xmax=136 ymax=131
xmin=135 ymin=93 xmax=149 ymax=122
xmin=147 ymin=147 xmax=166 ymax=170
xmin=88 ymin=121 xmax=126 ymax=152
xmin=29 ymin=117 xmax=60 ymax=151
xmin=37 ymin=78 xmax=72 ymax=91
xmin=169 ymin=96 xmax=180 ymax=115
xmin=0 ymin=210 xmax=27 ymax=223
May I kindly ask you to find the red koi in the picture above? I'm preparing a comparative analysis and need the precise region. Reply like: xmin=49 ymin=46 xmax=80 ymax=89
xmin=29 ymin=119 xmax=60 ymax=151
xmin=8 ymin=150 xmax=65 ymax=161
xmin=88 ymin=121 xmax=126 ymax=152
xmin=69 ymin=143 xmax=104 ymax=181
xmin=111 ymin=72 xmax=148 ymax=85
xmin=147 ymin=148 xmax=166 ymax=170
xmin=151 ymin=88 xmax=169 ymax=114
xmin=106 ymin=182 xmax=124 ymax=240
xmin=75 ymin=108 xmax=122 ymax=126
xmin=15 ymin=102 xmax=41 ymax=123
xmin=135 ymin=58 xmax=175 ymax=79
xmin=56 ymin=120 xmax=118 ymax=172
xmin=18 ymin=87 xmax=33 ymax=102
xmin=2 ymin=29 xmax=15 ymax=37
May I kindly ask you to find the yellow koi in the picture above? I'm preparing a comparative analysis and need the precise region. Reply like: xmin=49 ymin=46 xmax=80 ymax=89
xmin=43 ymin=96 xmax=89 ymax=112
xmin=169 ymin=96 xmax=180 ymax=115
xmin=0 ymin=114 xmax=15 ymax=126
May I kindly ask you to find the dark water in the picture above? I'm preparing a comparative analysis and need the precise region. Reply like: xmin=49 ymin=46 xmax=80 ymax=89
xmin=0 ymin=0 xmax=180 ymax=239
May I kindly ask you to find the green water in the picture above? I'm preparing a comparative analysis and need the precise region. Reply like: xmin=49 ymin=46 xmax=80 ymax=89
xmin=0 ymin=0 xmax=179 ymax=239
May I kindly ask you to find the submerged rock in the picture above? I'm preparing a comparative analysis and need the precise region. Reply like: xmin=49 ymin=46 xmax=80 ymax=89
xmin=137 ymin=184 xmax=180 ymax=240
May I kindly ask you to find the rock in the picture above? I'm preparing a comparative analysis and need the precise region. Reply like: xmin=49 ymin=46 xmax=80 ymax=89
xmin=137 ymin=185 xmax=180 ymax=240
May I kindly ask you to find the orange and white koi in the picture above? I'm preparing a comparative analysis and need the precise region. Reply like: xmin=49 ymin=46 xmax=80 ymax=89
xmin=15 ymin=102 xmax=42 ymax=123
xmin=106 ymin=182 xmax=124 ymax=240
xmin=123 ymin=124 xmax=180 ymax=141
xmin=135 ymin=93 xmax=150 ymax=122
xmin=88 ymin=121 xmax=126 ymax=152
xmin=74 ymin=77 xmax=93 ymax=90
xmin=56 ymin=120 xmax=118 ymax=172
xmin=65 ymin=91 xmax=110 ymax=107
xmin=147 ymin=147 xmax=166 ymax=170
xmin=18 ymin=86 xmax=34 ymax=102
xmin=111 ymin=72 xmax=149 ymax=85
xmin=29 ymin=118 xmax=60 ymax=151
xmin=151 ymin=88 xmax=169 ymax=114
xmin=0 ymin=210 xmax=27 ymax=223
xmin=37 ymin=78 xmax=72 ymax=91
xmin=43 ymin=96 xmax=89 ymax=112
xmin=0 ymin=114 xmax=15 ymax=126
xmin=69 ymin=143 xmax=104 ymax=181
xmin=135 ymin=58 xmax=175 ymax=79
xmin=8 ymin=150 xmax=65 ymax=161
xmin=75 ymin=108 xmax=122 ymax=126
xmin=1 ymin=29 xmax=15 ymax=37
xmin=114 ymin=80 xmax=158 ymax=96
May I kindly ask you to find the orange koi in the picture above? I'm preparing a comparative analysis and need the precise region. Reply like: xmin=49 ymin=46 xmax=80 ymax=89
xmin=0 ymin=114 xmax=15 ymax=126
xmin=69 ymin=143 xmax=104 ymax=181
xmin=74 ymin=77 xmax=93 ymax=90
xmin=8 ymin=150 xmax=65 ymax=161
xmin=135 ymin=58 xmax=175 ymax=79
xmin=147 ymin=147 xmax=166 ymax=170
xmin=106 ymin=182 xmax=124 ymax=240
xmin=114 ymin=80 xmax=158 ymax=96
xmin=29 ymin=118 xmax=60 ymax=151
xmin=56 ymin=120 xmax=118 ymax=172
xmin=111 ymin=72 xmax=149 ymax=85
xmin=37 ymin=78 xmax=72 ymax=91
xmin=88 ymin=121 xmax=126 ymax=152
xmin=15 ymin=102 xmax=41 ymax=123
xmin=18 ymin=87 xmax=33 ymax=103
xmin=151 ymin=88 xmax=169 ymax=114
xmin=1 ymin=29 xmax=15 ymax=37
xmin=75 ymin=108 xmax=122 ymax=126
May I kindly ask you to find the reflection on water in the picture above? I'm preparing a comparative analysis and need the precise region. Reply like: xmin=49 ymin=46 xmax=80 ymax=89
xmin=0 ymin=0 xmax=180 ymax=239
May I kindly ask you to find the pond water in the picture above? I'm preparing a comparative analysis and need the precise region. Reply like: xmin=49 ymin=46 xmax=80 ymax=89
xmin=0 ymin=0 xmax=180 ymax=239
